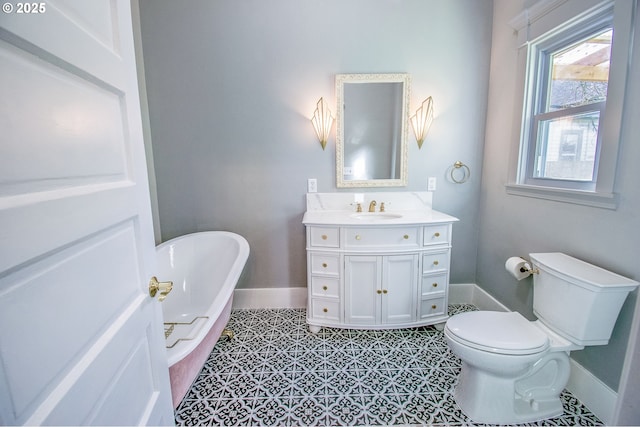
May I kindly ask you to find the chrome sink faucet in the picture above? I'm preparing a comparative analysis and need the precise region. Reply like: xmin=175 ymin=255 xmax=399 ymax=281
xmin=368 ymin=200 xmax=377 ymax=212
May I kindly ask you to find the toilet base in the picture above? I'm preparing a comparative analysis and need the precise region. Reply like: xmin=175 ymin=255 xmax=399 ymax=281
xmin=453 ymin=361 xmax=564 ymax=424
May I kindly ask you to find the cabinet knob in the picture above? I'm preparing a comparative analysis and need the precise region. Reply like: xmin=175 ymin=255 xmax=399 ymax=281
xmin=433 ymin=260 xmax=439 ymax=266
xmin=434 ymin=232 xmax=441 ymax=237
xmin=432 ymin=283 xmax=438 ymax=288
xmin=321 ymin=234 xmax=328 ymax=240
xmin=403 ymin=234 xmax=409 ymax=240
xmin=322 ymin=285 xmax=328 ymax=291
xmin=322 ymin=263 xmax=328 ymax=268
xmin=432 ymin=304 xmax=437 ymax=309
xmin=382 ymin=289 xmax=388 ymax=294
xmin=377 ymin=290 xmax=382 ymax=294
xmin=355 ymin=234 xmax=361 ymax=240
xmin=323 ymin=308 xmax=328 ymax=313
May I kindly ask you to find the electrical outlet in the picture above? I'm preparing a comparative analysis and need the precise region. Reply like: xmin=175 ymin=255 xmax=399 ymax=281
xmin=427 ymin=177 xmax=437 ymax=191
xmin=307 ymin=178 xmax=318 ymax=193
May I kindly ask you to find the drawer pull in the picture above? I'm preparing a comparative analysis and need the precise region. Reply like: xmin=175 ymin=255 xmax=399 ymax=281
xmin=321 ymin=234 xmax=328 ymax=240
xmin=432 ymin=304 xmax=437 ymax=309
xmin=433 ymin=260 xmax=439 ymax=266
xmin=432 ymin=283 xmax=438 ymax=288
xmin=434 ymin=232 xmax=441 ymax=237
xmin=322 ymin=285 xmax=328 ymax=291
xmin=323 ymin=308 xmax=328 ymax=313
xmin=322 ymin=263 xmax=328 ymax=268
xmin=403 ymin=234 xmax=409 ymax=240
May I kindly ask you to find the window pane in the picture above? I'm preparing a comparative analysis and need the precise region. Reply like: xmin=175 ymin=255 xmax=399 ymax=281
xmin=534 ymin=111 xmax=600 ymax=181
xmin=548 ymin=29 xmax=611 ymax=111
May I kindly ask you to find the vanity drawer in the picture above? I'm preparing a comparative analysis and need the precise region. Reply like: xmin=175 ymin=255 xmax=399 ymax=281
xmin=310 ymin=253 xmax=340 ymax=276
xmin=311 ymin=276 xmax=340 ymax=298
xmin=420 ymin=297 xmax=446 ymax=318
xmin=423 ymin=224 xmax=450 ymax=246
xmin=310 ymin=298 xmax=340 ymax=321
xmin=423 ymin=251 xmax=450 ymax=273
xmin=421 ymin=273 xmax=448 ymax=296
xmin=309 ymin=227 xmax=340 ymax=248
xmin=344 ymin=227 xmax=420 ymax=250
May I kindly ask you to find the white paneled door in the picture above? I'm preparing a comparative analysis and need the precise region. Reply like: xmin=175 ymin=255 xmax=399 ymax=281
xmin=0 ymin=1 xmax=173 ymax=425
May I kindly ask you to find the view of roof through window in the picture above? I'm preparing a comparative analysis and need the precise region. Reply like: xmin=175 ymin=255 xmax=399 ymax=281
xmin=548 ymin=29 xmax=612 ymax=111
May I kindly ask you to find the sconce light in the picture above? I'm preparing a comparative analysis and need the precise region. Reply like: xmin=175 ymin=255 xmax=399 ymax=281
xmin=311 ymin=97 xmax=334 ymax=150
xmin=410 ymin=97 xmax=434 ymax=149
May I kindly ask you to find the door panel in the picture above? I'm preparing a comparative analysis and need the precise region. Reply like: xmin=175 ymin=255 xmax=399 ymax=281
xmin=0 ymin=1 xmax=173 ymax=425
xmin=382 ymin=254 xmax=418 ymax=324
xmin=345 ymin=256 xmax=379 ymax=324
xmin=45 ymin=299 xmax=157 ymax=425
xmin=0 ymin=223 xmax=141 ymax=418
xmin=0 ymin=39 xmax=128 ymax=194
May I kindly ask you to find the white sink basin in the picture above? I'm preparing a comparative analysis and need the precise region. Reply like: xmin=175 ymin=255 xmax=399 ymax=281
xmin=350 ymin=212 xmax=403 ymax=220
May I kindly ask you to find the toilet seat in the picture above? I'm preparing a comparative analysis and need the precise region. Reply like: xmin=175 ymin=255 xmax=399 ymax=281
xmin=445 ymin=311 xmax=549 ymax=355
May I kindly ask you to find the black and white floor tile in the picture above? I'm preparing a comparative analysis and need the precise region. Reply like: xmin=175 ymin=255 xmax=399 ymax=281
xmin=175 ymin=305 xmax=602 ymax=426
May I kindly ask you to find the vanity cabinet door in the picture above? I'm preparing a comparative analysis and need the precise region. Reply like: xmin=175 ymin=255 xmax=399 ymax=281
xmin=381 ymin=254 xmax=419 ymax=325
xmin=344 ymin=256 xmax=380 ymax=325
xmin=344 ymin=254 xmax=418 ymax=326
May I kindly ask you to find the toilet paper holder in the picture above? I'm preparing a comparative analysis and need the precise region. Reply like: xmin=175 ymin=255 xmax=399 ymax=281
xmin=506 ymin=256 xmax=539 ymax=280
xmin=518 ymin=257 xmax=539 ymax=275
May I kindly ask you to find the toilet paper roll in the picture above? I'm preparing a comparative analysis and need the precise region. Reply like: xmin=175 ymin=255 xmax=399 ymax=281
xmin=505 ymin=257 xmax=532 ymax=281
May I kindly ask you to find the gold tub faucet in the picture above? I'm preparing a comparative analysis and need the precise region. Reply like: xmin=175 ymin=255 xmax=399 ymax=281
xmin=368 ymin=200 xmax=377 ymax=212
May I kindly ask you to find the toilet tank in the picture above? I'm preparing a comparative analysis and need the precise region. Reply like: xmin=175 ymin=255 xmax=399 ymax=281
xmin=530 ymin=252 xmax=638 ymax=346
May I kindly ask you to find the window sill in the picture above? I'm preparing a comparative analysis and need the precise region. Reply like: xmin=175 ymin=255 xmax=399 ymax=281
xmin=505 ymin=184 xmax=618 ymax=210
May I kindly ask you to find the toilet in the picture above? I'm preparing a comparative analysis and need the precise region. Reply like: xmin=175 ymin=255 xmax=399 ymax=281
xmin=444 ymin=252 xmax=638 ymax=424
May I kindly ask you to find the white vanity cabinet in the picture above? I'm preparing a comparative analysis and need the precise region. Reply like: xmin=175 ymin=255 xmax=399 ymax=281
xmin=344 ymin=253 xmax=419 ymax=325
xmin=304 ymin=220 xmax=456 ymax=333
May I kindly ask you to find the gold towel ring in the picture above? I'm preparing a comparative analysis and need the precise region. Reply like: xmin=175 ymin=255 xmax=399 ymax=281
xmin=451 ymin=161 xmax=470 ymax=184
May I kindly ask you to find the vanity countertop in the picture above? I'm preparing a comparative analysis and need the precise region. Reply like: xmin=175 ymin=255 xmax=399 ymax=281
xmin=303 ymin=192 xmax=458 ymax=226
xmin=302 ymin=209 xmax=459 ymax=226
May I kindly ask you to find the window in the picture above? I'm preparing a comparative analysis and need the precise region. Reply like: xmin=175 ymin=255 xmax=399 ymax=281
xmin=527 ymin=23 xmax=612 ymax=191
xmin=530 ymin=28 xmax=611 ymax=187
xmin=507 ymin=0 xmax=634 ymax=209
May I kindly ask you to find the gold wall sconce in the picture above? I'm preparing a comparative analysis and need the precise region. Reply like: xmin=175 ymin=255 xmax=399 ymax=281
xmin=410 ymin=97 xmax=434 ymax=149
xmin=311 ymin=97 xmax=334 ymax=150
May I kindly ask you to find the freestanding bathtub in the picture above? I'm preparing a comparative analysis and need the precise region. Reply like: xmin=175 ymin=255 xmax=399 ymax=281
xmin=156 ymin=231 xmax=249 ymax=408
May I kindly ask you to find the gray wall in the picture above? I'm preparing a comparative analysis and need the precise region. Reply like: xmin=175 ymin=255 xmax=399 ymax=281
xmin=479 ymin=0 xmax=640 ymax=391
xmin=137 ymin=0 xmax=639 ymax=394
xmin=138 ymin=0 xmax=493 ymax=289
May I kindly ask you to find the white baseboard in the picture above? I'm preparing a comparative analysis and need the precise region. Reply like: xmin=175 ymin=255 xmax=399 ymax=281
xmin=448 ymin=282 xmax=510 ymax=311
xmin=232 ymin=283 xmax=508 ymax=311
xmin=566 ymin=358 xmax=617 ymax=425
xmin=232 ymin=284 xmax=616 ymax=423
xmin=232 ymin=287 xmax=306 ymax=309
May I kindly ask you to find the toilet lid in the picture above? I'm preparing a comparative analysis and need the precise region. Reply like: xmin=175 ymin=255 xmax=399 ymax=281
xmin=445 ymin=311 xmax=549 ymax=355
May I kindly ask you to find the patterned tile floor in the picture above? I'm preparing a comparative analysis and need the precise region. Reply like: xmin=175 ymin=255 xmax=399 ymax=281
xmin=175 ymin=305 xmax=602 ymax=426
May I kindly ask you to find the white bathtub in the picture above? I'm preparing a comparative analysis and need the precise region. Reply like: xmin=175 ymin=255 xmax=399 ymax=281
xmin=156 ymin=231 xmax=249 ymax=407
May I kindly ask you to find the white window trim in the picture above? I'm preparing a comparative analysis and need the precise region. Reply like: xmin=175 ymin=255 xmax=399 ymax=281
xmin=506 ymin=0 xmax=635 ymax=210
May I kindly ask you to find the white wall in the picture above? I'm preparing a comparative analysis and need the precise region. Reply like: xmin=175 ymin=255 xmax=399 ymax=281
xmin=137 ymin=0 xmax=493 ymax=290
xmin=479 ymin=0 xmax=640 ymax=391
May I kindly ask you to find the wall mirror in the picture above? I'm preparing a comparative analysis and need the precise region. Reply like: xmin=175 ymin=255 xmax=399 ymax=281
xmin=336 ymin=73 xmax=410 ymax=188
